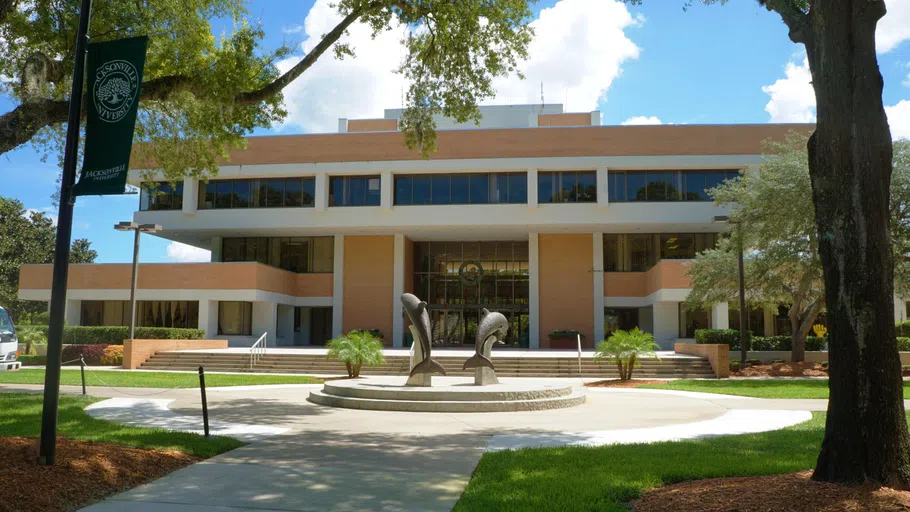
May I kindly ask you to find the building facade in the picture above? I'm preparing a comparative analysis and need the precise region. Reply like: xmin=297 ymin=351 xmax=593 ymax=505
xmin=19 ymin=105 xmax=842 ymax=349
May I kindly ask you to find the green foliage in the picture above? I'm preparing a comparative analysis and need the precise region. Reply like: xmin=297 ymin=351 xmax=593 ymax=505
xmin=0 ymin=393 xmax=243 ymax=458
xmin=594 ymin=328 xmax=659 ymax=381
xmin=696 ymin=330 xmax=826 ymax=352
xmin=62 ymin=344 xmax=110 ymax=365
xmin=1 ymin=0 xmax=535 ymax=175
xmin=63 ymin=326 xmax=205 ymax=345
xmin=326 ymin=329 xmax=385 ymax=377
xmin=694 ymin=328 xmax=749 ymax=349
xmin=101 ymin=345 xmax=125 ymax=366
xmin=898 ymin=337 xmax=910 ymax=352
xmin=897 ymin=321 xmax=910 ymax=338
xmin=0 ymin=197 xmax=96 ymax=321
xmin=15 ymin=324 xmax=48 ymax=354
xmin=549 ymin=329 xmax=586 ymax=340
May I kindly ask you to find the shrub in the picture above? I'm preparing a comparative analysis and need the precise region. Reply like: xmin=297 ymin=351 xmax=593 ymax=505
xmin=897 ymin=321 xmax=910 ymax=337
xmin=326 ymin=330 xmax=385 ymax=378
xmin=898 ymin=337 xmax=910 ymax=352
xmin=729 ymin=360 xmax=742 ymax=372
xmin=549 ymin=329 xmax=585 ymax=340
xmin=750 ymin=335 xmax=791 ymax=351
xmin=594 ymin=328 xmax=660 ymax=381
xmin=61 ymin=344 xmax=110 ymax=365
xmin=15 ymin=324 xmax=48 ymax=355
xmin=64 ymin=326 xmax=205 ymax=345
xmin=694 ymin=329 xmax=751 ymax=350
xmin=100 ymin=345 xmax=124 ymax=366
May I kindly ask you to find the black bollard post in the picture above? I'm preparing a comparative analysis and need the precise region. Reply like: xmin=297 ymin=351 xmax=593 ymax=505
xmin=198 ymin=366 xmax=210 ymax=438
xmin=80 ymin=358 xmax=86 ymax=395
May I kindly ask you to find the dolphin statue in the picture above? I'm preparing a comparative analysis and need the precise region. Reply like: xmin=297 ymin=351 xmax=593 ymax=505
xmin=463 ymin=309 xmax=510 ymax=370
xmin=401 ymin=293 xmax=446 ymax=377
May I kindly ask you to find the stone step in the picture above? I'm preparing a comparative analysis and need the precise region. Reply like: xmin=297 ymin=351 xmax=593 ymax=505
xmin=306 ymin=389 xmax=587 ymax=412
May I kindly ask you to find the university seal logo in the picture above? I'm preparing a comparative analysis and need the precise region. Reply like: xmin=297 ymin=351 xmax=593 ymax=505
xmin=92 ymin=59 xmax=140 ymax=123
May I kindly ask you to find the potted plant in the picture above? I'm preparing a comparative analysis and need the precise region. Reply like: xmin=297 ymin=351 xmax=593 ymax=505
xmin=326 ymin=330 xmax=385 ymax=378
xmin=593 ymin=328 xmax=660 ymax=381
xmin=548 ymin=329 xmax=585 ymax=349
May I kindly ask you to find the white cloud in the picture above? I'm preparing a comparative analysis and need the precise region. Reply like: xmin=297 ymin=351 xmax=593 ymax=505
xmin=886 ymin=100 xmax=910 ymax=140
xmin=165 ymin=242 xmax=211 ymax=263
xmin=622 ymin=116 xmax=662 ymax=125
xmin=762 ymin=57 xmax=816 ymax=123
xmin=275 ymin=0 xmax=641 ymax=132
xmin=877 ymin=0 xmax=910 ymax=53
xmin=488 ymin=0 xmax=641 ymax=111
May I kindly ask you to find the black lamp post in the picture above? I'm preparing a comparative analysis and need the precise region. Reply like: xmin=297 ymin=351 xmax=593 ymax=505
xmin=114 ymin=222 xmax=162 ymax=340
xmin=714 ymin=215 xmax=748 ymax=366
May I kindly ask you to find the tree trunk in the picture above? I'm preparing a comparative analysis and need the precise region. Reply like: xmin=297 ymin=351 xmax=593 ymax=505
xmin=616 ymin=360 xmax=625 ymax=380
xmin=353 ymin=363 xmax=362 ymax=378
xmin=790 ymin=301 xmax=822 ymax=363
xmin=345 ymin=361 xmax=353 ymax=378
xmin=804 ymin=2 xmax=910 ymax=487
xmin=627 ymin=355 xmax=637 ymax=380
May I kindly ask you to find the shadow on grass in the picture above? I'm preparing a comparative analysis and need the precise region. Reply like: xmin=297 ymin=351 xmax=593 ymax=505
xmin=0 ymin=393 xmax=242 ymax=458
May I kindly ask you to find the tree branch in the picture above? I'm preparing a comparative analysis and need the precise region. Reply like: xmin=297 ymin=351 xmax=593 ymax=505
xmin=760 ymin=0 xmax=812 ymax=45
xmin=0 ymin=0 xmax=387 ymax=155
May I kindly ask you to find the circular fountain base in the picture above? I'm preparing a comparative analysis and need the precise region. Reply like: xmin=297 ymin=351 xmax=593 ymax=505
xmin=307 ymin=377 xmax=586 ymax=412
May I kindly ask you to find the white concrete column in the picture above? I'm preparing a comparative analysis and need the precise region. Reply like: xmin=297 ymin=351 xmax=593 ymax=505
xmin=597 ymin=167 xmax=609 ymax=208
xmin=711 ymin=302 xmax=730 ymax=330
xmin=182 ymin=178 xmax=198 ymax=216
xmin=529 ymin=233 xmax=540 ymax=349
xmin=276 ymin=304 xmax=295 ymax=345
xmin=527 ymin=169 xmax=538 ymax=208
xmin=381 ymin=171 xmax=393 ymax=210
xmin=251 ymin=302 xmax=278 ymax=346
xmin=199 ymin=300 xmax=218 ymax=339
xmin=315 ymin=174 xmax=328 ymax=211
xmin=895 ymin=296 xmax=907 ymax=324
xmin=210 ymin=236 xmax=222 ymax=262
xmin=65 ymin=299 xmax=81 ymax=326
xmin=592 ymin=233 xmax=605 ymax=343
xmin=332 ymin=235 xmax=345 ymax=337
xmin=652 ymin=301 xmax=680 ymax=350
xmin=392 ymin=234 xmax=405 ymax=347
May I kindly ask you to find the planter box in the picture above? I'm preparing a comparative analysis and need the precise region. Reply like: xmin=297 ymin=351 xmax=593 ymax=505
xmin=548 ymin=337 xmax=581 ymax=350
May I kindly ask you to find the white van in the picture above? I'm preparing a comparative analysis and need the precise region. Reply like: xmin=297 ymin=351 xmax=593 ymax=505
xmin=0 ymin=306 xmax=21 ymax=371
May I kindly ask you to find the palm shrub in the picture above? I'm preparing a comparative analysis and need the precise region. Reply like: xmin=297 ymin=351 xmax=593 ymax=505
xmin=594 ymin=328 xmax=660 ymax=381
xmin=326 ymin=330 xmax=385 ymax=378
xmin=16 ymin=324 xmax=47 ymax=355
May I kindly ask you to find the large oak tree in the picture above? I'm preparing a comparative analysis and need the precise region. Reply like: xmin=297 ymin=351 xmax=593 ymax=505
xmin=0 ymin=0 xmax=534 ymax=179
xmin=631 ymin=0 xmax=910 ymax=486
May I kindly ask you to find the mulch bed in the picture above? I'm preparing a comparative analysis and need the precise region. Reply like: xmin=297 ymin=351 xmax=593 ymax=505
xmin=584 ymin=379 xmax=669 ymax=388
xmin=733 ymin=361 xmax=829 ymax=377
xmin=0 ymin=436 xmax=199 ymax=512
xmin=632 ymin=470 xmax=910 ymax=512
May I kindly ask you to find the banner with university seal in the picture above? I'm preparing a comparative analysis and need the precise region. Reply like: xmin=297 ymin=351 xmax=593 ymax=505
xmin=73 ymin=36 xmax=148 ymax=196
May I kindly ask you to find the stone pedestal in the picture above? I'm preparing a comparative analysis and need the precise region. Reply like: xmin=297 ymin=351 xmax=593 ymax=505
xmin=406 ymin=325 xmax=432 ymax=387
xmin=475 ymin=366 xmax=499 ymax=385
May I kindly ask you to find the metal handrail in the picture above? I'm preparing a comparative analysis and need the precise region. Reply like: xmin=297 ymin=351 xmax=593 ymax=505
xmin=577 ymin=334 xmax=583 ymax=374
xmin=250 ymin=332 xmax=267 ymax=369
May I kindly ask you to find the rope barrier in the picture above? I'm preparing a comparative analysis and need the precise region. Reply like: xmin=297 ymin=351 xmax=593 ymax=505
xmin=82 ymin=365 xmax=199 ymax=397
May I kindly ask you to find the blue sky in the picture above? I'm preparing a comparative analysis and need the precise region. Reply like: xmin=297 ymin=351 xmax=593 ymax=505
xmin=2 ymin=0 xmax=909 ymax=264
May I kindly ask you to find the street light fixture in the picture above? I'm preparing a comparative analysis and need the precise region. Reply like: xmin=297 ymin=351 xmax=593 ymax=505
xmin=713 ymin=215 xmax=748 ymax=366
xmin=114 ymin=222 xmax=162 ymax=340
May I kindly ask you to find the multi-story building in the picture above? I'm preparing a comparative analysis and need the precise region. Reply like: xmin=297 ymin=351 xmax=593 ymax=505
xmin=19 ymin=105 xmax=832 ymax=349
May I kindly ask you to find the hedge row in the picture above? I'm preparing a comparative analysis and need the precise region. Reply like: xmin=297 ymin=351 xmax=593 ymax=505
xmin=29 ymin=326 xmax=205 ymax=345
xmin=694 ymin=329 xmax=825 ymax=351
xmin=898 ymin=321 xmax=910 ymax=337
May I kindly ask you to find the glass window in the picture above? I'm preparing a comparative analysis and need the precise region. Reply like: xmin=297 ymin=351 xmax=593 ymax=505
xmin=538 ymin=172 xmax=554 ymax=203
xmin=257 ymin=179 xmax=284 ymax=208
xmin=470 ymin=174 xmax=489 ymax=204
xmin=645 ymin=172 xmax=674 ymax=201
xmin=559 ymin=172 xmax=577 ymax=202
xmin=218 ymin=301 xmax=252 ymax=336
xmin=432 ymin=175 xmax=450 ymax=205
xmin=215 ymin=181 xmax=233 ymax=208
xmin=330 ymin=176 xmax=381 ymax=206
xmin=301 ymin=178 xmax=315 ymax=207
xmin=495 ymin=174 xmax=509 ymax=204
xmin=683 ymin=171 xmax=706 ymax=200
xmin=330 ymin=177 xmax=345 ymax=206
xmin=627 ymin=234 xmax=654 ymax=272
xmin=679 ymin=303 xmax=711 ymax=338
xmin=451 ymin=175 xmax=470 ymax=204
xmin=233 ymin=180 xmax=251 ymax=208
xmin=609 ymin=172 xmax=626 ymax=202
xmin=627 ymin=172 xmax=648 ymax=201
xmin=705 ymin=171 xmax=731 ymax=195
xmin=285 ymin=179 xmax=303 ymax=207
xmin=509 ymin=174 xmax=527 ymax=203
xmin=603 ymin=234 xmax=620 ymax=271
xmin=413 ymin=176 xmax=431 ymax=205
xmin=661 ymin=234 xmax=696 ymax=259
xmin=395 ymin=176 xmax=413 ymax=205
xmin=577 ymin=172 xmax=596 ymax=202
xmin=366 ymin=177 xmax=381 ymax=206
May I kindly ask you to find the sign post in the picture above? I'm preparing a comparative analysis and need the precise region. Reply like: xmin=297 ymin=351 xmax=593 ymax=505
xmin=39 ymin=10 xmax=147 ymax=465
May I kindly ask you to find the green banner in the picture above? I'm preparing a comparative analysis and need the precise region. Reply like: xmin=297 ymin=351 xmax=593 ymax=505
xmin=73 ymin=36 xmax=148 ymax=197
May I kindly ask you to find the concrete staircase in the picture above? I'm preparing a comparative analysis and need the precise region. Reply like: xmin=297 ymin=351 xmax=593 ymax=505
xmin=140 ymin=351 xmax=716 ymax=378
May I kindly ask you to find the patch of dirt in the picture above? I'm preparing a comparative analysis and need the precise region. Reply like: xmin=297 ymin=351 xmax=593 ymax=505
xmin=584 ymin=379 xmax=669 ymax=388
xmin=0 ymin=436 xmax=199 ymax=512
xmin=632 ymin=471 xmax=910 ymax=512
xmin=733 ymin=361 xmax=828 ymax=377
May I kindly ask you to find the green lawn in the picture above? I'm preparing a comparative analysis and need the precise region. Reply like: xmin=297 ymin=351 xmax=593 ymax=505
xmin=638 ymin=379 xmax=910 ymax=399
xmin=0 ymin=368 xmax=322 ymax=388
xmin=0 ymin=393 xmax=242 ymax=457
xmin=456 ymin=412 xmax=836 ymax=511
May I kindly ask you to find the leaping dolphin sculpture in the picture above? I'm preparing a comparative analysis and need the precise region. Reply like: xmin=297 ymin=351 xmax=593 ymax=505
xmin=463 ymin=309 xmax=510 ymax=370
xmin=401 ymin=293 xmax=446 ymax=378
